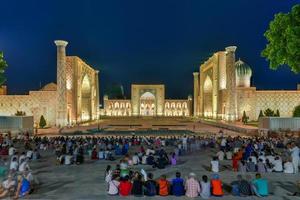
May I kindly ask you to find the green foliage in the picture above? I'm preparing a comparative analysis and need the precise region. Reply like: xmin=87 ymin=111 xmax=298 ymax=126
xmin=242 ymin=111 xmax=249 ymax=124
xmin=258 ymin=110 xmax=264 ymax=119
xmin=15 ymin=110 xmax=26 ymax=116
xmin=293 ymin=105 xmax=300 ymax=117
xmin=275 ymin=109 xmax=280 ymax=117
xmin=0 ymin=52 xmax=8 ymax=86
xmin=264 ymin=108 xmax=275 ymax=117
xmin=262 ymin=4 xmax=300 ymax=73
xmin=39 ymin=115 xmax=47 ymax=128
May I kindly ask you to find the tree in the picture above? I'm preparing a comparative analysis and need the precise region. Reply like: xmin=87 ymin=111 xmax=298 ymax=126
xmin=258 ymin=110 xmax=264 ymax=119
xmin=264 ymin=108 xmax=275 ymax=117
xmin=275 ymin=109 xmax=280 ymax=117
xmin=261 ymin=4 xmax=300 ymax=73
xmin=39 ymin=115 xmax=47 ymax=128
xmin=0 ymin=52 xmax=8 ymax=85
xmin=293 ymin=105 xmax=300 ymax=117
xmin=242 ymin=111 xmax=249 ymax=124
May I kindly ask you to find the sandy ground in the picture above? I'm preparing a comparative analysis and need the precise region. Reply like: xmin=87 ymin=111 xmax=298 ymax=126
xmin=7 ymin=144 xmax=298 ymax=200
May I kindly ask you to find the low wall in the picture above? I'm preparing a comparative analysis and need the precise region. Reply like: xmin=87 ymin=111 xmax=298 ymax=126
xmin=0 ymin=116 xmax=34 ymax=135
xmin=259 ymin=117 xmax=300 ymax=131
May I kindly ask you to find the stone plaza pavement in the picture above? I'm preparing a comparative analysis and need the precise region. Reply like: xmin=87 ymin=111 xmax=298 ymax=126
xmin=13 ymin=145 xmax=299 ymax=200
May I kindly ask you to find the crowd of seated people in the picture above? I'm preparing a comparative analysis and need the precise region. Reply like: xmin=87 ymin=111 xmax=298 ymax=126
xmin=213 ymin=137 xmax=299 ymax=174
xmin=105 ymin=163 xmax=270 ymax=198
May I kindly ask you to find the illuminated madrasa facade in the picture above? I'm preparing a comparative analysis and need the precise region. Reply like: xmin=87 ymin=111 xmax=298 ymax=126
xmin=193 ymin=46 xmax=300 ymax=121
xmin=0 ymin=40 xmax=100 ymax=127
xmin=102 ymin=84 xmax=193 ymax=117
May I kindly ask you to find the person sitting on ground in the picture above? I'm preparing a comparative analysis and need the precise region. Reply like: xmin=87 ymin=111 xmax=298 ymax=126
xmin=200 ymin=175 xmax=210 ymax=199
xmin=211 ymin=156 xmax=219 ymax=173
xmin=171 ymin=172 xmax=185 ymax=196
xmin=238 ymin=160 xmax=247 ymax=173
xmin=14 ymin=173 xmax=31 ymax=199
xmin=144 ymin=173 xmax=157 ymax=196
xmin=265 ymin=159 xmax=273 ymax=173
xmin=226 ymin=150 xmax=233 ymax=160
xmin=157 ymin=174 xmax=169 ymax=196
xmin=273 ymin=156 xmax=283 ymax=172
xmin=251 ymin=173 xmax=269 ymax=197
xmin=284 ymin=159 xmax=294 ymax=174
xmin=257 ymin=158 xmax=267 ymax=173
xmin=91 ymin=148 xmax=98 ymax=160
xmin=107 ymin=174 xmax=120 ymax=196
xmin=147 ymin=153 xmax=155 ymax=166
xmin=185 ymin=172 xmax=200 ymax=198
xmin=0 ymin=174 xmax=16 ymax=198
xmin=246 ymin=158 xmax=256 ymax=172
xmin=231 ymin=174 xmax=251 ymax=197
xmin=211 ymin=174 xmax=224 ymax=197
xmin=132 ymin=153 xmax=140 ymax=165
xmin=32 ymin=149 xmax=40 ymax=160
xmin=170 ymin=152 xmax=177 ymax=166
xmin=131 ymin=173 xmax=144 ymax=196
xmin=216 ymin=150 xmax=225 ymax=161
xmin=119 ymin=175 xmax=132 ymax=196
xmin=232 ymin=153 xmax=239 ymax=172
xmin=10 ymin=157 xmax=18 ymax=172
xmin=141 ymin=154 xmax=147 ymax=165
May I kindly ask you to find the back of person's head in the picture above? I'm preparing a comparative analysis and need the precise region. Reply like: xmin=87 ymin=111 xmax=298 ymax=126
xmin=106 ymin=165 xmax=111 ymax=172
xmin=213 ymin=156 xmax=217 ymax=161
xmin=249 ymin=158 xmax=252 ymax=162
xmin=148 ymin=173 xmax=153 ymax=180
xmin=255 ymin=173 xmax=261 ymax=179
xmin=258 ymin=158 xmax=263 ymax=162
xmin=124 ymin=175 xmax=129 ymax=181
xmin=202 ymin=175 xmax=208 ymax=183
xmin=137 ymin=174 xmax=142 ymax=181
xmin=176 ymin=172 xmax=181 ymax=178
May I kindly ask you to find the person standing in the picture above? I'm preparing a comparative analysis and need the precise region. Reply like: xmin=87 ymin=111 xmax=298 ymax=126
xmin=290 ymin=142 xmax=299 ymax=173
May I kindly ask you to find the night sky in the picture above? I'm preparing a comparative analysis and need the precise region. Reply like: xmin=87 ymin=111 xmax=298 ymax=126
xmin=1 ymin=0 xmax=300 ymax=100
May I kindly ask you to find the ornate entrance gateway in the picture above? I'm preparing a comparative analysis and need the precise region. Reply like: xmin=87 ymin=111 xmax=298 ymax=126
xmin=140 ymin=92 xmax=155 ymax=116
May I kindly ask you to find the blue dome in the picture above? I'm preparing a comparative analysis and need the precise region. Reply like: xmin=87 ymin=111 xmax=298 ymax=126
xmin=235 ymin=59 xmax=252 ymax=77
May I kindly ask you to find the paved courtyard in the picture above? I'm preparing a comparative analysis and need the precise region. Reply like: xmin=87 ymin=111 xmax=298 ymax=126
xmin=15 ymin=141 xmax=300 ymax=200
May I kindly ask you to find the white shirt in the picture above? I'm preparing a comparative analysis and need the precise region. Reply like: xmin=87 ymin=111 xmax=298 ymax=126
xmin=8 ymin=147 xmax=15 ymax=156
xmin=10 ymin=161 xmax=18 ymax=171
xmin=216 ymin=151 xmax=224 ymax=161
xmin=2 ymin=179 xmax=16 ymax=189
xmin=291 ymin=147 xmax=300 ymax=159
xmin=284 ymin=162 xmax=294 ymax=174
xmin=142 ymin=155 xmax=147 ymax=164
xmin=211 ymin=160 xmax=219 ymax=172
xmin=200 ymin=181 xmax=211 ymax=199
xmin=19 ymin=155 xmax=26 ymax=164
xmin=226 ymin=151 xmax=232 ymax=160
xmin=132 ymin=155 xmax=140 ymax=165
xmin=65 ymin=155 xmax=72 ymax=165
xmin=107 ymin=180 xmax=120 ymax=195
xmin=146 ymin=149 xmax=155 ymax=156
xmin=19 ymin=162 xmax=29 ymax=172
xmin=273 ymin=159 xmax=283 ymax=172
xmin=221 ymin=139 xmax=226 ymax=147
xmin=26 ymin=151 xmax=33 ymax=159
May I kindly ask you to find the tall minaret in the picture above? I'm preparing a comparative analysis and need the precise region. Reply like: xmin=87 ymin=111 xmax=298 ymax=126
xmin=225 ymin=46 xmax=237 ymax=121
xmin=193 ymin=72 xmax=199 ymax=116
xmin=55 ymin=40 xmax=68 ymax=127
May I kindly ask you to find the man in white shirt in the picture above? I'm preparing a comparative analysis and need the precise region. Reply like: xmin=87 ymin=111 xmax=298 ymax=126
xmin=9 ymin=157 xmax=18 ymax=171
xmin=284 ymin=160 xmax=294 ymax=174
xmin=216 ymin=150 xmax=225 ymax=161
xmin=132 ymin=153 xmax=140 ymax=165
xmin=290 ymin=143 xmax=299 ymax=173
xmin=211 ymin=157 xmax=219 ymax=173
xmin=64 ymin=154 xmax=73 ymax=165
xmin=273 ymin=157 xmax=283 ymax=172
xmin=8 ymin=145 xmax=15 ymax=156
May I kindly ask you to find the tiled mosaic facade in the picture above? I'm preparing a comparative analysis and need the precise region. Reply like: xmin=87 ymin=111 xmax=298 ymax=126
xmin=194 ymin=46 xmax=300 ymax=121
xmin=103 ymin=84 xmax=192 ymax=117
xmin=0 ymin=41 xmax=99 ymax=127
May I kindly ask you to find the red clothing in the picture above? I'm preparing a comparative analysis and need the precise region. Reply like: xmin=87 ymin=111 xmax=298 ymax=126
xmin=232 ymin=156 xmax=239 ymax=171
xmin=119 ymin=181 xmax=132 ymax=196
xmin=157 ymin=179 xmax=169 ymax=196
xmin=91 ymin=150 xmax=98 ymax=160
xmin=211 ymin=179 xmax=224 ymax=196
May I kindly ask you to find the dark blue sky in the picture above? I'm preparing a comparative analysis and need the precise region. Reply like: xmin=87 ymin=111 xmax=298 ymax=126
xmin=0 ymin=0 xmax=300 ymax=99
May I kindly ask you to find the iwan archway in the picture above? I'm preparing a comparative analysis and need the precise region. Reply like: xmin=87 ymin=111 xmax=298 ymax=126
xmin=131 ymin=84 xmax=165 ymax=116
xmin=81 ymin=74 xmax=92 ymax=121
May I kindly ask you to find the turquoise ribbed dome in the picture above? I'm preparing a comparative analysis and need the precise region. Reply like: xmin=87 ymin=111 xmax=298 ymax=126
xmin=235 ymin=59 xmax=252 ymax=77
